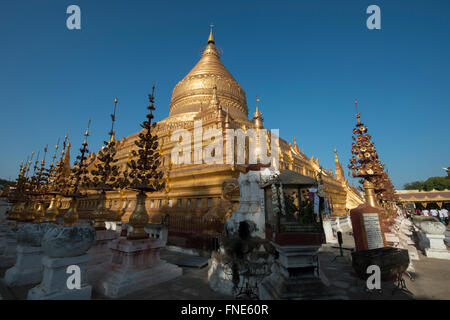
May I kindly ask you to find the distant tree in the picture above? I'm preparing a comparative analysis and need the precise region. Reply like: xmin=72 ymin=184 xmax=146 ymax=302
xmin=404 ymin=176 xmax=450 ymax=191
xmin=404 ymin=181 xmax=425 ymax=190
xmin=422 ymin=177 xmax=450 ymax=191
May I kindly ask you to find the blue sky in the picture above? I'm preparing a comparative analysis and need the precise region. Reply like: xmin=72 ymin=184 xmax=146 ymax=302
xmin=0 ymin=0 xmax=449 ymax=188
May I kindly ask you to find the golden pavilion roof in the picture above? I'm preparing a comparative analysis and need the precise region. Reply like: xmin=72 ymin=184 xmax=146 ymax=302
xmin=169 ymin=28 xmax=248 ymax=120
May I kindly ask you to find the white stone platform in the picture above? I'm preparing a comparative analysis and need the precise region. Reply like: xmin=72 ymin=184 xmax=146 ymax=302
xmin=4 ymin=245 xmax=44 ymax=287
xmin=97 ymin=237 xmax=182 ymax=298
xmin=28 ymin=254 xmax=92 ymax=300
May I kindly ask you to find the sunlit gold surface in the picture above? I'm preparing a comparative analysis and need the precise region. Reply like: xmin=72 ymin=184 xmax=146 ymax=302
xmin=169 ymin=30 xmax=248 ymax=120
xmin=44 ymin=196 xmax=59 ymax=222
xmin=127 ymin=191 xmax=149 ymax=239
xmin=64 ymin=198 xmax=78 ymax=226
xmin=32 ymin=201 xmax=45 ymax=223
xmin=92 ymin=191 xmax=108 ymax=230
xmin=68 ymin=27 xmax=365 ymax=221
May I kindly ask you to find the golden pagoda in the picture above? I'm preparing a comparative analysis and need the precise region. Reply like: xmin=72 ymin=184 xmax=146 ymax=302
xmin=69 ymin=27 xmax=363 ymax=223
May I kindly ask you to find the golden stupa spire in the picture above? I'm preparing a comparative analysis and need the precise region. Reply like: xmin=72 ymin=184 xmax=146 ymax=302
xmin=252 ymin=95 xmax=263 ymax=129
xmin=208 ymin=23 xmax=215 ymax=44
xmin=169 ymin=24 xmax=248 ymax=119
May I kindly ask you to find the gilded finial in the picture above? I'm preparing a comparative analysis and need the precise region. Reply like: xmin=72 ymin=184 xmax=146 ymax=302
xmin=354 ymin=99 xmax=362 ymax=123
xmin=253 ymin=95 xmax=262 ymax=119
xmin=208 ymin=23 xmax=215 ymax=44
xmin=83 ymin=119 xmax=91 ymax=146
xmin=84 ymin=119 xmax=91 ymax=137
xmin=252 ymin=96 xmax=263 ymax=129
xmin=110 ymin=98 xmax=118 ymax=141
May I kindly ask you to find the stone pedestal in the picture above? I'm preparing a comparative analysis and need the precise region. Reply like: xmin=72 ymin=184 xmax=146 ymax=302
xmin=3 ymin=222 xmax=54 ymax=285
xmin=208 ymin=249 xmax=235 ymax=296
xmin=144 ymin=223 xmax=169 ymax=244
xmin=27 ymin=225 xmax=95 ymax=300
xmin=0 ymin=230 xmax=17 ymax=268
xmin=423 ymin=234 xmax=450 ymax=260
xmin=331 ymin=217 xmax=342 ymax=234
xmin=28 ymin=254 xmax=92 ymax=300
xmin=98 ymin=237 xmax=182 ymax=298
xmin=259 ymin=243 xmax=336 ymax=300
xmin=350 ymin=204 xmax=387 ymax=251
xmin=5 ymin=245 xmax=44 ymax=287
xmin=322 ymin=219 xmax=337 ymax=244
xmin=86 ymin=229 xmax=118 ymax=285
xmin=414 ymin=218 xmax=450 ymax=260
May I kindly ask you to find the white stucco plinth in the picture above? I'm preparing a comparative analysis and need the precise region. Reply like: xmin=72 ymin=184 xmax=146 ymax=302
xmin=86 ymin=229 xmax=118 ymax=285
xmin=4 ymin=245 xmax=44 ymax=287
xmin=97 ymin=238 xmax=182 ymax=298
xmin=424 ymin=234 xmax=450 ymax=260
xmin=0 ymin=236 xmax=17 ymax=268
xmin=322 ymin=219 xmax=337 ymax=244
xmin=27 ymin=254 xmax=92 ymax=300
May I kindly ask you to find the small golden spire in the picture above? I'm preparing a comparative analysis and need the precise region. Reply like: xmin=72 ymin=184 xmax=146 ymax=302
xmin=252 ymin=96 xmax=263 ymax=129
xmin=354 ymin=99 xmax=361 ymax=125
xmin=225 ymin=107 xmax=230 ymax=129
xmin=209 ymin=85 xmax=220 ymax=108
xmin=253 ymin=95 xmax=262 ymax=119
xmin=208 ymin=23 xmax=215 ymax=44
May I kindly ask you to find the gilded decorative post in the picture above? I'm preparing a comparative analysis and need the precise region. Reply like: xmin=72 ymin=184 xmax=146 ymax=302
xmin=44 ymin=195 xmax=60 ymax=222
xmin=64 ymin=197 xmax=78 ymax=226
xmin=121 ymin=86 xmax=165 ymax=239
xmin=127 ymin=190 xmax=148 ymax=239
xmin=63 ymin=119 xmax=92 ymax=226
xmin=348 ymin=100 xmax=385 ymax=205
xmin=91 ymin=98 xmax=122 ymax=230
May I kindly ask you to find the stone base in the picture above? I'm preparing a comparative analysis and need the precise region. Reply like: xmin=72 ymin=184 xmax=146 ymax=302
xmin=407 ymin=245 xmax=419 ymax=261
xmin=258 ymin=243 xmax=346 ymax=300
xmin=86 ymin=230 xmax=118 ymax=284
xmin=4 ymin=245 xmax=44 ymax=287
xmin=322 ymin=220 xmax=337 ymax=244
xmin=98 ymin=261 xmax=182 ymax=298
xmin=424 ymin=248 xmax=450 ymax=260
xmin=259 ymin=262 xmax=340 ymax=300
xmin=27 ymin=254 xmax=92 ymax=300
xmin=208 ymin=255 xmax=234 ymax=296
xmin=0 ymin=237 xmax=17 ymax=268
xmin=418 ymin=233 xmax=450 ymax=259
xmin=28 ymin=283 xmax=92 ymax=300
xmin=97 ymin=238 xmax=182 ymax=298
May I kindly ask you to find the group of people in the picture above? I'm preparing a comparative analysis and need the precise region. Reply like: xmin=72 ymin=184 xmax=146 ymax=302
xmin=418 ymin=208 xmax=449 ymax=225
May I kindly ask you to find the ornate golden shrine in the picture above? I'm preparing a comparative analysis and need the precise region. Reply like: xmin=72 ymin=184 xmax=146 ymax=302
xmin=62 ymin=28 xmax=364 ymax=221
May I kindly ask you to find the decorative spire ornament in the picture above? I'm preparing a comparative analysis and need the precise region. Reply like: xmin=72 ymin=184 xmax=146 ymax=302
xmin=208 ymin=23 xmax=215 ymax=44
xmin=252 ymin=95 xmax=264 ymax=129
xmin=122 ymin=86 xmax=165 ymax=239
xmin=348 ymin=100 xmax=384 ymax=205
xmin=64 ymin=119 xmax=93 ymax=226
xmin=7 ymin=160 xmax=29 ymax=220
xmin=90 ymin=98 xmax=123 ymax=230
